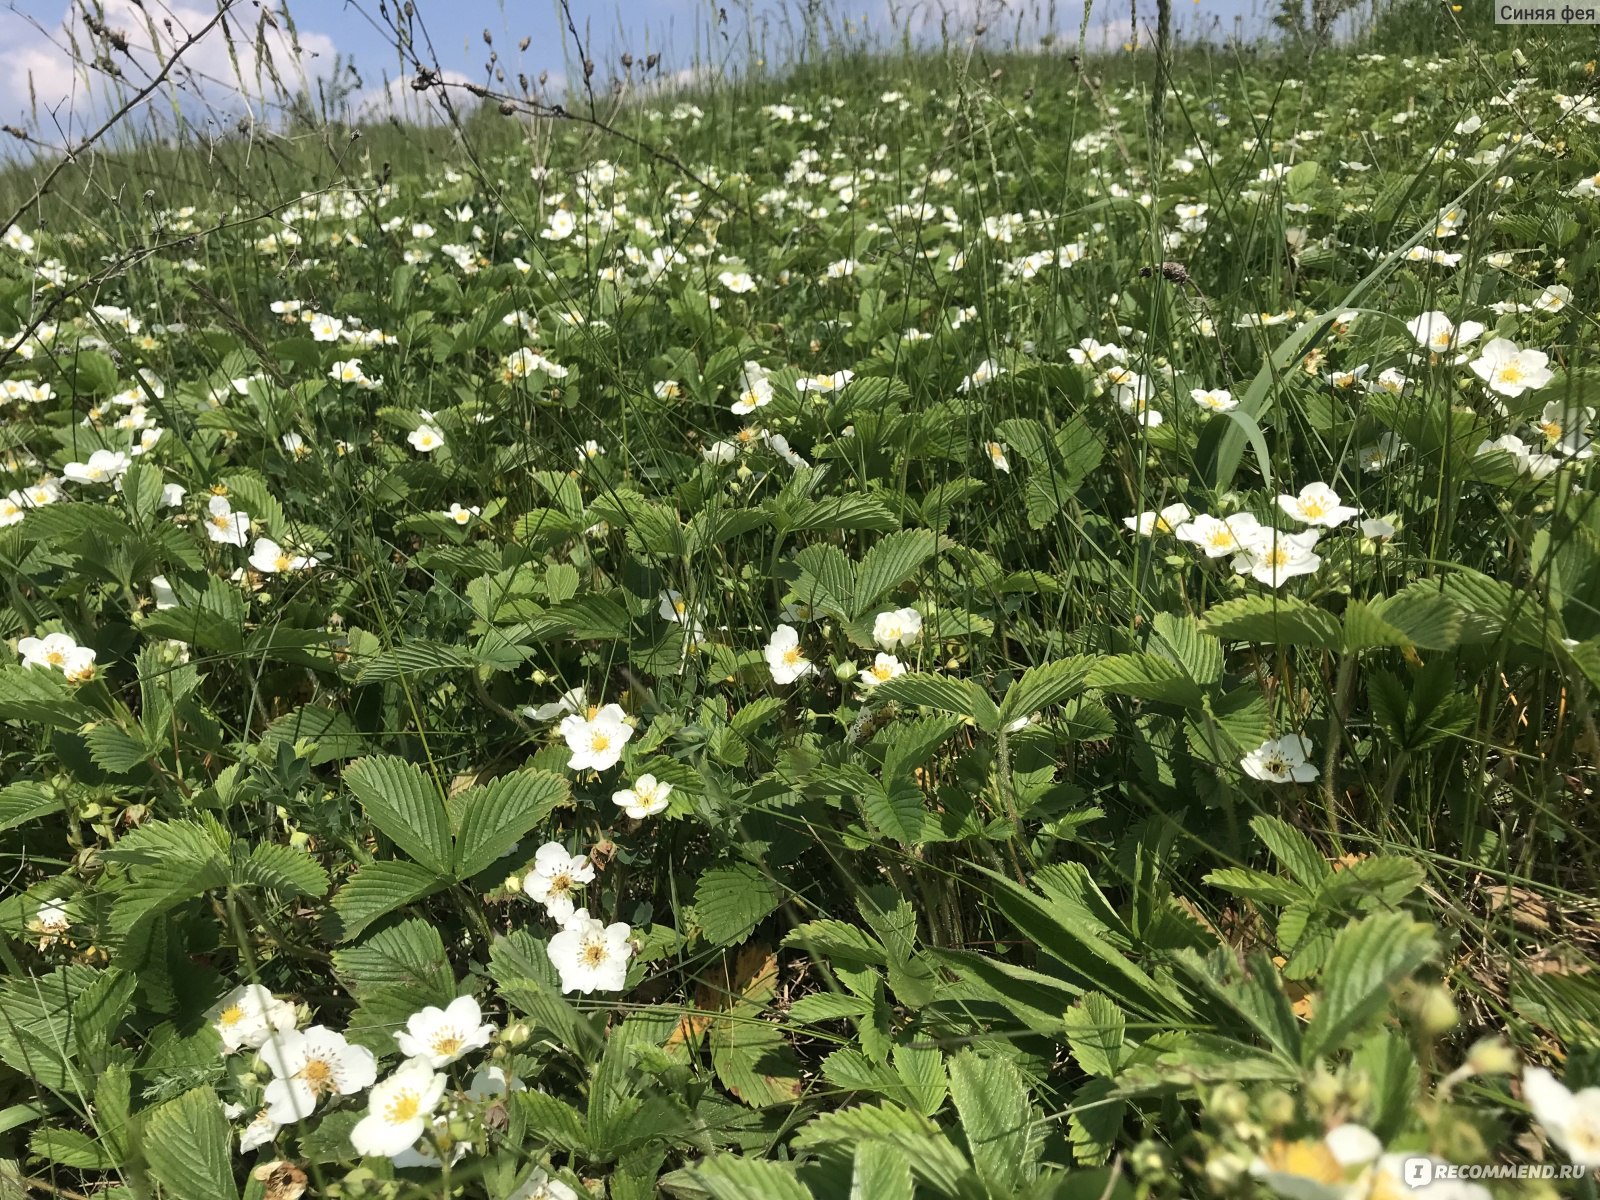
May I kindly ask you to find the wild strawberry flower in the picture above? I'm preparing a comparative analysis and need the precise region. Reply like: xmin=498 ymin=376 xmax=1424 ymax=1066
xmin=250 ymin=538 xmax=322 ymax=574
xmin=547 ymin=908 xmax=635 ymax=994
xmin=730 ymin=361 xmax=773 ymax=414
xmin=349 ymin=1059 xmax=448 ymax=1159
xmin=394 ymin=995 xmax=495 ymax=1068
xmin=558 ymin=703 xmax=633 ymax=772
xmin=1234 ymin=527 xmax=1322 ymax=588
xmin=1277 ymin=483 xmax=1360 ymax=528
xmin=261 ymin=1025 xmax=377 ymax=1124
xmin=958 ymin=358 xmax=1005 ymax=391
xmin=1523 ymin=1065 xmax=1600 ymax=1167
xmin=857 ymin=652 xmax=907 ymax=689
xmin=1405 ymin=311 xmax=1484 ymax=356
xmin=237 ymin=1107 xmax=281 ymax=1153
xmin=18 ymin=632 xmax=96 ymax=682
xmin=208 ymin=983 xmax=297 ymax=1055
xmin=445 ymin=503 xmax=481 ymax=525
xmin=1124 ymin=504 xmax=1192 ymax=536
xmin=63 ymin=449 xmax=130 ymax=485
xmin=509 ymin=1168 xmax=581 ymax=1200
xmin=985 ymin=441 xmax=1010 ymax=472
xmin=1190 ymin=387 xmax=1237 ymax=412
xmin=765 ymin=624 xmax=815 ymax=685
xmin=1470 ymin=338 xmax=1553 ymax=398
xmin=1175 ymin=512 xmax=1262 ymax=558
xmin=1535 ymin=402 xmax=1594 ymax=458
xmin=795 ymin=369 xmax=854 ymax=395
xmin=613 ymin=774 xmax=673 ymax=819
xmin=1476 ymin=435 xmax=1559 ymax=480
xmin=1241 ymin=735 xmax=1319 ymax=783
xmin=407 ymin=424 xmax=445 ymax=453
xmin=523 ymin=842 xmax=596 ymax=923
xmin=524 ymin=686 xmax=585 ymax=722
xmin=872 ymin=607 xmax=923 ymax=650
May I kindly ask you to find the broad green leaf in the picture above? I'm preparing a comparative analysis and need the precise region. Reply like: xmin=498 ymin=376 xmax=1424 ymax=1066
xmin=330 ymin=860 xmax=449 ymax=941
xmin=870 ymin=672 xmax=1000 ymax=731
xmin=685 ymin=1156 xmax=815 ymax=1200
xmin=999 ymin=656 xmax=1095 ymax=724
xmin=1302 ymin=914 xmax=1437 ymax=1061
xmin=852 ymin=529 xmax=939 ymax=615
xmin=142 ymin=1086 xmax=238 ymax=1200
xmin=1250 ymin=816 xmax=1331 ymax=889
xmin=1063 ymin=992 xmax=1125 ymax=1078
xmin=1087 ymin=653 xmax=1206 ymax=709
xmin=453 ymin=769 xmax=569 ymax=878
xmin=1201 ymin=595 xmax=1343 ymax=649
xmin=696 ymin=864 xmax=780 ymax=946
xmin=948 ymin=1050 xmax=1041 ymax=1192
xmin=344 ymin=755 xmax=452 ymax=875
xmin=851 ymin=1143 xmax=914 ymax=1200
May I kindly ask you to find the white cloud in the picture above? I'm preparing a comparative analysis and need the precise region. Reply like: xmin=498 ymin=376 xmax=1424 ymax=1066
xmin=0 ymin=0 xmax=336 ymax=138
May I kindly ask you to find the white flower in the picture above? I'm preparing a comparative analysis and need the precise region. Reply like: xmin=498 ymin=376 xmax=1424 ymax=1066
xmin=871 ymin=607 xmax=923 ymax=650
xmin=445 ymin=502 xmax=481 ymax=525
xmin=261 ymin=1025 xmax=378 ymax=1124
xmin=795 ymin=369 xmax=855 ymax=395
xmin=768 ymin=434 xmax=809 ymax=470
xmin=985 ymin=441 xmax=1010 ymax=472
xmin=857 ymin=652 xmax=907 ymax=689
xmin=1356 ymin=434 xmax=1403 ymax=473
xmin=1470 ymin=338 xmax=1553 ymax=398
xmin=509 ymin=1167 xmax=582 ymax=1200
xmin=523 ymin=842 xmax=597 ymax=924
xmin=0 ymin=493 xmax=25 ymax=527
xmin=523 ymin=686 xmax=585 ymax=722
xmin=1476 ymin=434 xmax=1559 ymax=479
xmin=394 ymin=995 xmax=495 ymax=1068
xmin=250 ymin=538 xmax=321 ymax=574
xmin=307 ymin=313 xmax=344 ymax=342
xmin=1124 ymin=503 xmax=1192 ymax=536
xmin=466 ymin=1063 xmax=528 ymax=1102
xmin=1360 ymin=517 xmax=1397 ymax=541
xmin=727 ymin=361 xmax=773 ymax=414
xmin=765 ymin=624 xmax=815 ymax=685
xmin=1277 ymin=483 xmax=1360 ymax=528
xmin=1524 ymin=1065 xmax=1600 ymax=1167
xmin=542 ymin=209 xmax=577 ymax=241
xmin=576 ymin=439 xmax=605 ymax=464
xmin=1234 ymin=527 xmax=1322 ymax=588
xmin=1406 ymin=311 xmax=1485 ymax=355
xmin=209 ymin=984 xmax=298 ymax=1055
xmin=718 ymin=270 xmax=757 ymax=293
xmin=1190 ymin=387 xmax=1237 ymax=412
xmin=18 ymin=632 xmax=83 ymax=672
xmin=613 ymin=774 xmax=673 ymax=819
xmin=958 ymin=358 xmax=1005 ymax=392
xmin=150 ymin=575 xmax=179 ymax=609
xmin=1535 ymin=401 xmax=1594 ymax=458
xmin=1241 ymin=735 xmax=1318 ymax=783
xmin=547 ymin=908 xmax=634 ymax=994
xmin=349 ymin=1060 xmax=448 ymax=1159
xmin=558 ymin=703 xmax=633 ymax=772
xmin=237 ymin=1107 xmax=281 ymax=1153
xmin=63 ymin=449 xmax=130 ymax=485
xmin=1175 ymin=512 xmax=1261 ymax=558
xmin=1533 ymin=284 xmax=1572 ymax=314
xmin=34 ymin=899 xmax=70 ymax=935
xmin=408 ymin=424 xmax=445 ymax=453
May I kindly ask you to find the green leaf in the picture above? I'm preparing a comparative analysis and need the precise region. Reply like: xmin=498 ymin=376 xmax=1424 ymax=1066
xmin=1250 ymin=816 xmax=1331 ymax=889
xmin=686 ymin=1156 xmax=815 ymax=1200
xmin=776 ymin=493 xmax=899 ymax=535
xmin=30 ymin=1127 xmax=119 ymax=1170
xmin=142 ymin=1086 xmax=238 ymax=1200
xmin=999 ymin=657 xmax=1095 ymax=724
xmin=947 ymin=1050 xmax=1041 ymax=1194
xmin=1201 ymin=596 xmax=1343 ymax=649
xmin=869 ymin=672 xmax=1000 ymax=731
xmin=851 ymin=1143 xmax=914 ymax=1200
xmin=1063 ymin=993 xmax=1125 ymax=1078
xmin=103 ymin=819 xmax=230 ymax=935
xmin=1302 ymin=914 xmax=1437 ymax=1061
xmin=696 ymin=864 xmax=780 ymax=946
xmin=861 ymin=778 xmax=929 ymax=845
xmin=255 ymin=704 xmax=365 ymax=765
xmin=0 ymin=781 xmax=62 ymax=833
xmin=1087 ymin=653 xmax=1206 ymax=708
xmin=234 ymin=842 xmax=329 ymax=899
xmin=1149 ymin=613 xmax=1224 ymax=687
xmin=330 ymin=860 xmax=449 ymax=941
xmin=852 ymin=529 xmax=939 ymax=615
xmin=1173 ymin=947 xmax=1302 ymax=1061
xmin=452 ymin=769 xmax=568 ymax=878
xmin=344 ymin=755 xmax=452 ymax=875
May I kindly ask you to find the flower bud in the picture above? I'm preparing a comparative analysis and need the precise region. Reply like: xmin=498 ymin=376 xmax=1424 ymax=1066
xmin=1465 ymin=1037 xmax=1517 ymax=1077
xmin=1415 ymin=985 xmax=1459 ymax=1035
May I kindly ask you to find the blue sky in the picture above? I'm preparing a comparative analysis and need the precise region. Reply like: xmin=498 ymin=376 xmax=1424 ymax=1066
xmin=1 ymin=0 xmax=1276 ymax=139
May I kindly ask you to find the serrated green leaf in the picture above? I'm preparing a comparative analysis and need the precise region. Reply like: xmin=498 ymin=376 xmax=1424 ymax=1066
xmin=852 ymin=529 xmax=939 ymax=615
xmin=1201 ymin=596 xmax=1343 ymax=649
xmin=696 ymin=864 xmax=780 ymax=946
xmin=344 ymin=755 xmax=452 ymax=875
xmin=453 ymin=769 xmax=568 ymax=878
xmin=999 ymin=657 xmax=1095 ymax=724
xmin=330 ymin=860 xmax=447 ymax=941
xmin=143 ymin=1086 xmax=238 ymax=1200
xmin=1302 ymin=914 xmax=1437 ymax=1061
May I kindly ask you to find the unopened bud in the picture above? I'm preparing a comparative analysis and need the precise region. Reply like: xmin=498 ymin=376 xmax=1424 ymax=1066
xmin=1466 ymin=1037 xmax=1517 ymax=1077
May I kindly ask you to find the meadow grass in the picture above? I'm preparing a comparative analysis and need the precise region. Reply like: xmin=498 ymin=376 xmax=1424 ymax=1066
xmin=0 ymin=2 xmax=1598 ymax=1197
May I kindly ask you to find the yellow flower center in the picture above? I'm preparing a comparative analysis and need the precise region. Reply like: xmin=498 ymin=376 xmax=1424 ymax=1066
xmin=274 ymin=555 xmax=292 ymax=572
xmin=582 ymin=941 xmax=608 ymax=966
xmin=782 ymin=647 xmax=803 ymax=666
xmin=871 ymin=664 xmax=893 ymax=680
xmin=430 ymin=1033 xmax=463 ymax=1057
xmin=1208 ymin=530 xmax=1234 ymax=548
xmin=1497 ymin=364 xmax=1524 ymax=385
xmin=385 ymin=1090 xmax=421 ymax=1123
xmin=1300 ymin=498 xmax=1326 ymax=518
xmin=219 ymin=1005 xmax=245 ymax=1027
xmin=590 ymin=732 xmax=611 ymax=753
xmin=46 ymin=650 xmax=65 ymax=666
xmin=301 ymin=1058 xmax=334 ymax=1092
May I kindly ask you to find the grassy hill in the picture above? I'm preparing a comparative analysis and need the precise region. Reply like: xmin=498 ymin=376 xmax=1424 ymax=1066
xmin=1 ymin=7 xmax=1598 ymax=1198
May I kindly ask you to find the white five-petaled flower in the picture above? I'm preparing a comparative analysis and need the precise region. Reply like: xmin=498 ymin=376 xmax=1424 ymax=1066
xmin=250 ymin=538 xmax=322 ymax=574
xmin=558 ymin=703 xmax=633 ymax=772
xmin=523 ymin=842 xmax=597 ymax=924
xmin=1277 ymin=483 xmax=1360 ymax=528
xmin=1175 ymin=512 xmax=1262 ymax=558
xmin=547 ymin=908 xmax=634 ymax=994
xmin=445 ymin=502 xmax=481 ymax=525
xmin=1190 ymin=387 xmax=1237 ymax=412
xmin=260 ymin=1025 xmax=377 ymax=1124
xmin=17 ymin=632 xmax=96 ymax=682
xmin=204 ymin=494 xmax=252 ymax=546
xmin=958 ymin=358 xmax=1005 ymax=392
xmin=796 ymin=369 xmax=854 ymax=395
xmin=208 ymin=983 xmax=298 ymax=1055
xmin=1124 ymin=503 xmax=1192 ymax=536
xmin=857 ymin=652 xmax=907 ymax=689
xmin=349 ymin=1059 xmax=448 ymax=1159
xmin=613 ymin=774 xmax=673 ymax=819
xmin=63 ymin=449 xmax=130 ymax=485
xmin=394 ymin=994 xmax=495 ymax=1068
xmin=509 ymin=1167 xmax=581 ymax=1200
xmin=1405 ymin=310 xmax=1485 ymax=356
xmin=985 ymin=441 xmax=1010 ymax=473
xmin=765 ymin=624 xmax=815 ymax=685
xmin=237 ymin=1107 xmax=281 ymax=1153
xmin=1524 ymin=1066 xmax=1600 ymax=1167
xmin=1470 ymin=337 xmax=1553 ymax=398
xmin=524 ymin=686 xmax=585 ymax=722
xmin=408 ymin=424 xmax=445 ymax=453
xmin=1535 ymin=401 xmax=1594 ymax=458
xmin=871 ymin=607 xmax=923 ymax=650
xmin=1234 ymin=526 xmax=1322 ymax=588
xmin=576 ymin=440 xmax=605 ymax=464
xmin=731 ymin=361 xmax=773 ymax=415
xmin=307 ymin=313 xmax=344 ymax=341
xmin=1240 ymin=735 xmax=1319 ymax=783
